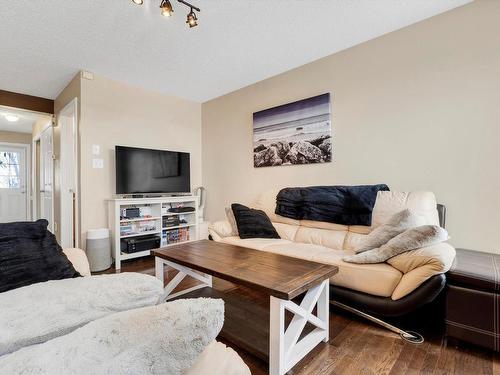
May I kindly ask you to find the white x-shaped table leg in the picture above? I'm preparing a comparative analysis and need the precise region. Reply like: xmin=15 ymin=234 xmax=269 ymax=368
xmin=269 ymin=279 xmax=329 ymax=375
xmin=155 ymin=257 xmax=212 ymax=302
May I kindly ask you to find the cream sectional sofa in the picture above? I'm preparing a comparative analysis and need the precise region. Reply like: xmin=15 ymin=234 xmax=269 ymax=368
xmin=209 ymin=190 xmax=456 ymax=303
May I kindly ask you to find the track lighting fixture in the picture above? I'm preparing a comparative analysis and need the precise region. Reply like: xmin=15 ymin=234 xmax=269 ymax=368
xmin=160 ymin=0 xmax=173 ymax=17
xmin=131 ymin=0 xmax=201 ymax=28
xmin=186 ymin=8 xmax=198 ymax=28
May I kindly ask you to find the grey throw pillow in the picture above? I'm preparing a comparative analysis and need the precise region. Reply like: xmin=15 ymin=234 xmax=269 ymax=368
xmin=355 ymin=209 xmax=426 ymax=254
xmin=344 ymin=225 xmax=449 ymax=264
xmin=225 ymin=207 xmax=239 ymax=236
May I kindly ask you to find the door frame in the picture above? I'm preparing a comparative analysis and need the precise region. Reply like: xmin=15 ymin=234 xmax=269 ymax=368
xmin=32 ymin=120 xmax=54 ymax=226
xmin=59 ymin=98 xmax=79 ymax=248
xmin=0 ymin=141 xmax=31 ymax=221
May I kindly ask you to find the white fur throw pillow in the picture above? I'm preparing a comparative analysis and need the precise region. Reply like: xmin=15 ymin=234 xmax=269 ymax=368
xmin=344 ymin=225 xmax=449 ymax=264
xmin=0 ymin=298 xmax=224 ymax=375
xmin=355 ymin=209 xmax=426 ymax=254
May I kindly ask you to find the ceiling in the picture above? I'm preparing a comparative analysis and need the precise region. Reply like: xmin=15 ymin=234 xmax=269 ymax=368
xmin=0 ymin=0 xmax=471 ymax=103
xmin=0 ymin=107 xmax=48 ymax=134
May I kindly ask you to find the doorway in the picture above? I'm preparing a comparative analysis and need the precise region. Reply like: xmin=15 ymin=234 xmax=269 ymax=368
xmin=0 ymin=143 xmax=29 ymax=222
xmin=59 ymin=98 xmax=78 ymax=249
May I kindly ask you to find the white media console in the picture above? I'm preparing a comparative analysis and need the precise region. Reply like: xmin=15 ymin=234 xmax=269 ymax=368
xmin=108 ymin=196 xmax=199 ymax=270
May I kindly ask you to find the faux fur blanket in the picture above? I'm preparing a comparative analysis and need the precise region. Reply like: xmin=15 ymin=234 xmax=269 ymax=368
xmin=275 ymin=184 xmax=389 ymax=226
xmin=0 ymin=272 xmax=163 ymax=356
xmin=0 ymin=298 xmax=224 ymax=375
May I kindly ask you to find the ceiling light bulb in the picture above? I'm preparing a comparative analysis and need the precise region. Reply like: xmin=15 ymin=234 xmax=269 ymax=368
xmin=4 ymin=114 xmax=19 ymax=122
xmin=131 ymin=0 xmax=144 ymax=5
xmin=186 ymin=9 xmax=198 ymax=28
xmin=160 ymin=0 xmax=174 ymax=17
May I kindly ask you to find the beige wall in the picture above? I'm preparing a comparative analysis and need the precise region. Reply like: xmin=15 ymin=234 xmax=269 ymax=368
xmin=202 ymin=0 xmax=500 ymax=253
xmin=79 ymin=74 xmax=202 ymax=247
xmin=0 ymin=130 xmax=31 ymax=144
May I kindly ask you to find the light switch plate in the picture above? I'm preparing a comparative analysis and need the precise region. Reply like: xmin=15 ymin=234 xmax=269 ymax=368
xmin=92 ymin=144 xmax=100 ymax=155
xmin=92 ymin=158 xmax=104 ymax=169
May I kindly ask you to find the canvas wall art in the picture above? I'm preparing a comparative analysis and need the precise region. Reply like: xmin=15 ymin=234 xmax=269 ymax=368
xmin=253 ymin=93 xmax=332 ymax=168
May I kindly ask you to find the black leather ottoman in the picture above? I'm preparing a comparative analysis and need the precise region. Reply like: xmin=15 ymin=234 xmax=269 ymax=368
xmin=446 ymin=248 xmax=499 ymax=351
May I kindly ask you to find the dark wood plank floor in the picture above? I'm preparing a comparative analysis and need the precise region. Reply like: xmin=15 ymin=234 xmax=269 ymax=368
xmin=97 ymin=256 xmax=500 ymax=375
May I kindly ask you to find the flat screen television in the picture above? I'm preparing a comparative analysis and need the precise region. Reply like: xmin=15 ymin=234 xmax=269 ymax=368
xmin=115 ymin=146 xmax=190 ymax=195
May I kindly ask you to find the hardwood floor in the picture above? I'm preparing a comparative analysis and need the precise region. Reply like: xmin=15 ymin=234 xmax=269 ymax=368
xmin=97 ymin=256 xmax=500 ymax=375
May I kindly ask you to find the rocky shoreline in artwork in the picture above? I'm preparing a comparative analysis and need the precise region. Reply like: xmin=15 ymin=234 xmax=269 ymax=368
xmin=254 ymin=135 xmax=332 ymax=167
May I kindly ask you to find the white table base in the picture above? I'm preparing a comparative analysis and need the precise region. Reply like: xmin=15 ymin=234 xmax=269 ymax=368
xmin=155 ymin=256 xmax=330 ymax=375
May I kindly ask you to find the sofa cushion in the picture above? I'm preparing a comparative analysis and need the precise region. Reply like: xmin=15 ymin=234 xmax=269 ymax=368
xmin=253 ymin=189 xmax=301 ymax=226
xmin=231 ymin=204 xmax=280 ymax=239
xmin=221 ymin=238 xmax=402 ymax=298
xmin=185 ymin=341 xmax=251 ymax=375
xmin=0 ymin=220 xmax=80 ymax=293
xmin=210 ymin=221 xmax=234 ymax=239
xmin=220 ymin=236 xmax=291 ymax=251
xmin=225 ymin=207 xmax=239 ymax=236
xmin=370 ymin=191 xmax=440 ymax=229
xmin=272 ymin=222 xmax=299 ymax=241
xmin=265 ymin=242 xmax=403 ymax=298
xmin=343 ymin=232 xmax=367 ymax=251
xmin=300 ymin=219 xmax=348 ymax=232
xmin=0 ymin=298 xmax=224 ymax=375
xmin=63 ymin=248 xmax=91 ymax=277
xmin=295 ymin=226 xmax=346 ymax=250
xmin=389 ymin=243 xmax=455 ymax=300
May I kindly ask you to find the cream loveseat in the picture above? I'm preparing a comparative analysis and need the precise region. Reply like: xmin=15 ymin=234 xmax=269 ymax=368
xmin=209 ymin=190 xmax=456 ymax=340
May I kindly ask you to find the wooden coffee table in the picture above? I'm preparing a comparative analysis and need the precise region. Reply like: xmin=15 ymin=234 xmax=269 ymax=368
xmin=154 ymin=240 xmax=338 ymax=375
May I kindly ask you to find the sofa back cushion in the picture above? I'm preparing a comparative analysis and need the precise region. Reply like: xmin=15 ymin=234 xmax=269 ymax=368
xmin=295 ymin=226 xmax=346 ymax=250
xmin=255 ymin=189 xmax=440 ymax=250
xmin=0 ymin=220 xmax=80 ymax=293
xmin=370 ymin=191 xmax=439 ymax=229
xmin=253 ymin=189 xmax=300 ymax=225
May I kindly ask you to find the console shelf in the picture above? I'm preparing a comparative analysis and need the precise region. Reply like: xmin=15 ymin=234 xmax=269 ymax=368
xmin=109 ymin=196 xmax=199 ymax=270
xmin=119 ymin=216 xmax=161 ymax=223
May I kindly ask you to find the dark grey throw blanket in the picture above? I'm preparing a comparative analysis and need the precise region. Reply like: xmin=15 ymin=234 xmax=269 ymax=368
xmin=275 ymin=184 xmax=390 ymax=226
xmin=0 ymin=220 xmax=80 ymax=293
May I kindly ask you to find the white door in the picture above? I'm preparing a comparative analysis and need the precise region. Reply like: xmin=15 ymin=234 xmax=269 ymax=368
xmin=59 ymin=99 xmax=78 ymax=248
xmin=0 ymin=144 xmax=28 ymax=222
xmin=39 ymin=126 xmax=54 ymax=230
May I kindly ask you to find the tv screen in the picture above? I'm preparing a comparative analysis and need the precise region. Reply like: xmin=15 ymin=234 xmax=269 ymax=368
xmin=115 ymin=146 xmax=190 ymax=194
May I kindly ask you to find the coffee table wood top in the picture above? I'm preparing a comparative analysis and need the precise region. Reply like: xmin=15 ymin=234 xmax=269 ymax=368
xmin=153 ymin=240 xmax=338 ymax=300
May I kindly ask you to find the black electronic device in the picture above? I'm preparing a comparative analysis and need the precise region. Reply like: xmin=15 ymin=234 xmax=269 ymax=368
xmin=120 ymin=235 xmax=161 ymax=254
xmin=163 ymin=217 xmax=180 ymax=228
xmin=122 ymin=207 xmax=141 ymax=219
xmin=115 ymin=146 xmax=191 ymax=195
xmin=168 ymin=207 xmax=196 ymax=213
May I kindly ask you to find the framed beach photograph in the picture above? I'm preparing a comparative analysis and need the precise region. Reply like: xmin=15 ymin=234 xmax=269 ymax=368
xmin=253 ymin=93 xmax=332 ymax=168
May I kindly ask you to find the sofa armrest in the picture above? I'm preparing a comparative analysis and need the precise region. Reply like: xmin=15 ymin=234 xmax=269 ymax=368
xmin=63 ymin=248 xmax=91 ymax=277
xmin=208 ymin=221 xmax=233 ymax=241
xmin=184 ymin=341 xmax=251 ymax=375
xmin=387 ymin=242 xmax=456 ymax=300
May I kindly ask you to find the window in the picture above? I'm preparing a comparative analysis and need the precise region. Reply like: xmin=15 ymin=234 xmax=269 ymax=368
xmin=0 ymin=152 xmax=21 ymax=188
